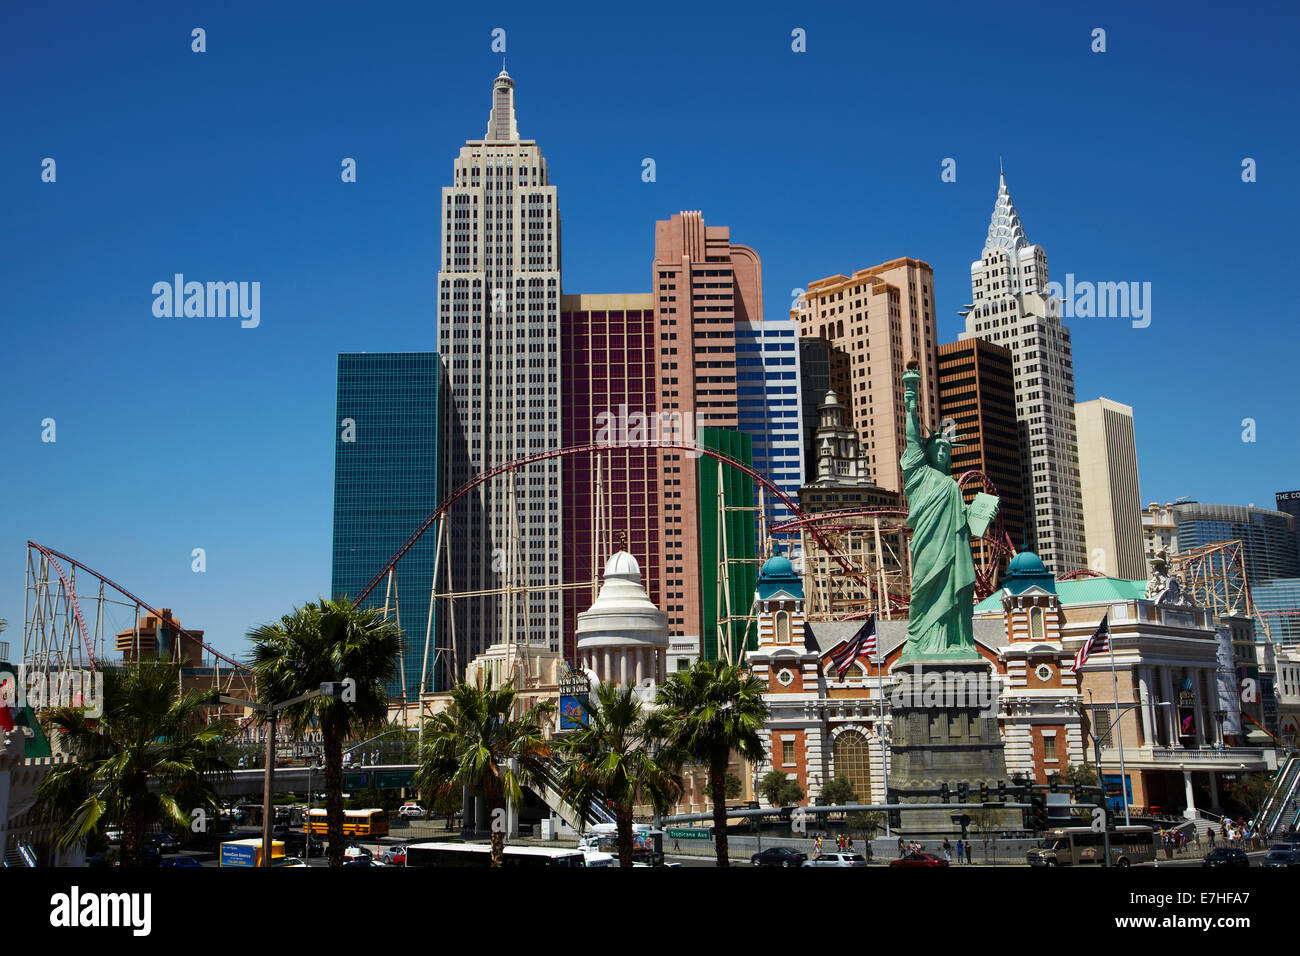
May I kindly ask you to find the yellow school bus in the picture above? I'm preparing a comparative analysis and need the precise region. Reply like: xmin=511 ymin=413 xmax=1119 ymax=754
xmin=304 ymin=808 xmax=389 ymax=838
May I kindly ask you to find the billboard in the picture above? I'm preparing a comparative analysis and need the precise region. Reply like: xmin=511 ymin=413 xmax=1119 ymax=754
xmin=559 ymin=695 xmax=589 ymax=731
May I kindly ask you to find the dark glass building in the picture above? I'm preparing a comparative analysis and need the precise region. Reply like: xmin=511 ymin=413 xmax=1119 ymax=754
xmin=698 ymin=428 xmax=758 ymax=664
xmin=331 ymin=353 xmax=442 ymax=699
xmin=1172 ymin=502 xmax=1300 ymax=583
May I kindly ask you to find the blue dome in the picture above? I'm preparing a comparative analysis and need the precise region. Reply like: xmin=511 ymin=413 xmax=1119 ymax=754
xmin=1008 ymin=551 xmax=1048 ymax=575
xmin=760 ymin=554 xmax=795 ymax=578
xmin=1003 ymin=550 xmax=1056 ymax=595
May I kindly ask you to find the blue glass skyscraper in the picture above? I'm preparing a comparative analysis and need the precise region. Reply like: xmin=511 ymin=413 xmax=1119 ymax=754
xmin=735 ymin=319 xmax=805 ymax=530
xmin=331 ymin=353 xmax=442 ymax=698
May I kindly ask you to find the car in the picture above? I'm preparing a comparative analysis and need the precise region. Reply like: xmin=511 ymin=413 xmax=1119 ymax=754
xmin=160 ymin=855 xmax=202 ymax=868
xmin=379 ymin=845 xmax=407 ymax=866
xmin=272 ymin=857 xmax=309 ymax=868
xmin=104 ymin=828 xmax=122 ymax=845
xmin=890 ymin=852 xmax=949 ymax=868
xmin=807 ymin=852 xmax=870 ymax=867
xmin=273 ymin=827 xmax=324 ymax=858
xmin=85 ymin=852 xmax=115 ymax=868
xmin=1260 ymin=849 xmax=1300 ymax=868
xmin=397 ymin=803 xmax=425 ymax=820
xmin=139 ymin=844 xmax=163 ymax=867
xmin=1202 ymin=848 xmax=1249 ymax=868
xmin=341 ymin=843 xmax=373 ymax=862
xmin=149 ymin=832 xmax=181 ymax=853
xmin=1268 ymin=841 xmax=1300 ymax=854
xmin=750 ymin=846 xmax=807 ymax=867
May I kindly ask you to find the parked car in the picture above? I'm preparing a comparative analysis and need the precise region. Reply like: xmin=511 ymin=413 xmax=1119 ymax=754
xmin=1260 ymin=849 xmax=1300 ymax=868
xmin=340 ymin=843 xmax=373 ymax=862
xmin=1268 ymin=841 xmax=1300 ymax=854
xmin=807 ymin=852 xmax=870 ymax=867
xmin=379 ymin=844 xmax=408 ymax=866
xmin=160 ymin=855 xmax=202 ymax=869
xmin=397 ymin=803 xmax=425 ymax=820
xmin=890 ymin=852 xmax=949 ymax=868
xmin=750 ymin=846 xmax=807 ymax=867
xmin=273 ymin=827 xmax=323 ymax=858
xmin=139 ymin=844 xmax=163 ymax=867
xmin=149 ymin=832 xmax=181 ymax=853
xmin=272 ymin=857 xmax=309 ymax=868
xmin=1202 ymin=848 xmax=1249 ymax=868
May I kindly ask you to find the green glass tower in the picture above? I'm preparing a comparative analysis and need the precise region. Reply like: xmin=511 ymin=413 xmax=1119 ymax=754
xmin=331 ymin=353 xmax=442 ymax=699
xmin=697 ymin=428 xmax=758 ymax=664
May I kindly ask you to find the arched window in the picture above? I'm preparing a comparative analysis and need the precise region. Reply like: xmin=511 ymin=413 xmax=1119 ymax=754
xmin=833 ymin=731 xmax=872 ymax=802
xmin=1029 ymin=606 xmax=1045 ymax=640
xmin=775 ymin=611 xmax=791 ymax=644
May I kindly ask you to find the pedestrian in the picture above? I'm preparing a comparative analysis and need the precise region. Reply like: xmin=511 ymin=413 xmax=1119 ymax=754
xmin=964 ymin=840 xmax=973 ymax=865
xmin=898 ymin=837 xmax=905 ymax=858
xmin=943 ymin=838 xmax=952 ymax=863
xmin=847 ymin=836 xmax=854 ymax=853
xmin=955 ymin=838 xmax=963 ymax=863
xmin=1207 ymin=827 xmax=1215 ymax=848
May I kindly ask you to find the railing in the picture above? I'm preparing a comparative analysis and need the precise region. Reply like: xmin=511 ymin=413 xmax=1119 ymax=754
xmin=1145 ymin=747 xmax=1268 ymax=763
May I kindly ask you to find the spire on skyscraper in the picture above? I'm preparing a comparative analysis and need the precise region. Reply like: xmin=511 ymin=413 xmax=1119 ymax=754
xmin=485 ymin=67 xmax=519 ymax=142
xmin=984 ymin=168 xmax=1029 ymax=253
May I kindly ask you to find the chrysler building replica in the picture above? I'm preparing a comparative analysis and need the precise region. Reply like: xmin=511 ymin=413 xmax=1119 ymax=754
xmin=438 ymin=68 xmax=564 ymax=655
xmin=959 ymin=170 xmax=1086 ymax=573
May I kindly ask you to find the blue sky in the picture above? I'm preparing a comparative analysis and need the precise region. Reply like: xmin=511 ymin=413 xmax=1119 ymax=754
xmin=1 ymin=0 xmax=1297 ymax=658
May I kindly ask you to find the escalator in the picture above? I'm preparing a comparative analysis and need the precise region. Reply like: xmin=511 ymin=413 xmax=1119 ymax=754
xmin=1251 ymin=752 xmax=1300 ymax=838
xmin=2 ymin=843 xmax=37 ymax=867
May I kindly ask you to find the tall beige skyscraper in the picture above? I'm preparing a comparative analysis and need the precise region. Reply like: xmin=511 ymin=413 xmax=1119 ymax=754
xmin=960 ymin=172 xmax=1086 ymax=573
xmin=793 ymin=258 xmax=939 ymax=495
xmin=1075 ymin=398 xmax=1146 ymax=580
xmin=437 ymin=68 xmax=563 ymax=654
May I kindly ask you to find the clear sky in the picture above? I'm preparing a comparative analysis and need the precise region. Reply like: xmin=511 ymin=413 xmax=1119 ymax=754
xmin=2 ymin=0 xmax=1297 ymax=659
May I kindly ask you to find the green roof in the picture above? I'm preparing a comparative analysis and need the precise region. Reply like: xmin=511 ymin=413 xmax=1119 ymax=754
xmin=975 ymin=577 xmax=1148 ymax=613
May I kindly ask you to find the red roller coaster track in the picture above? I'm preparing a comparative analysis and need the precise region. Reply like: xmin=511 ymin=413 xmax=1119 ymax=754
xmin=26 ymin=541 xmax=250 ymax=673
xmin=356 ymin=440 xmax=884 ymax=607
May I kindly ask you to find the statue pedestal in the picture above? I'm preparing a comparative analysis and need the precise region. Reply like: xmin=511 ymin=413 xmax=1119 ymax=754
xmin=887 ymin=660 xmax=1021 ymax=836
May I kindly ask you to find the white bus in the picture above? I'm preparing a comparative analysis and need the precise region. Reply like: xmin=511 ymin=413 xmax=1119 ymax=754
xmin=405 ymin=842 xmax=587 ymax=868
xmin=1027 ymin=826 xmax=1156 ymax=867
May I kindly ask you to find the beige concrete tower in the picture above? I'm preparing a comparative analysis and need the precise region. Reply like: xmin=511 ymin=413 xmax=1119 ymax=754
xmin=437 ymin=68 xmax=563 ymax=655
xmin=1075 ymin=398 xmax=1146 ymax=580
xmin=960 ymin=171 xmax=1086 ymax=573
xmin=793 ymin=257 xmax=939 ymax=495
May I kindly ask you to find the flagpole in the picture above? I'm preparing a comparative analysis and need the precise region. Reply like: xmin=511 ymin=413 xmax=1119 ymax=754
xmin=877 ymin=649 xmax=890 ymax=839
xmin=1105 ymin=615 xmax=1131 ymax=827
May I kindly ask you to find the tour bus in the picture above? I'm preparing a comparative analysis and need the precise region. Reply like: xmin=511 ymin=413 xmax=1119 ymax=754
xmin=1027 ymin=826 xmax=1155 ymax=867
xmin=577 ymin=824 xmax=666 ymax=866
xmin=304 ymin=808 xmax=389 ymax=838
xmin=405 ymin=842 xmax=587 ymax=868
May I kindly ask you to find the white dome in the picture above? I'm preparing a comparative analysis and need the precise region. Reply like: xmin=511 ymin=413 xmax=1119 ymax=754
xmin=604 ymin=550 xmax=641 ymax=581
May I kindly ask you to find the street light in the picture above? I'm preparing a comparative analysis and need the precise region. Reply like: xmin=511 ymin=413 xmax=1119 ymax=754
xmin=211 ymin=682 xmax=347 ymax=867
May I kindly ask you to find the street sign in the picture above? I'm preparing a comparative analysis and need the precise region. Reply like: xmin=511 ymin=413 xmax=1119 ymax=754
xmin=373 ymin=770 xmax=414 ymax=789
xmin=666 ymin=827 xmax=711 ymax=841
xmin=344 ymin=771 xmax=372 ymax=790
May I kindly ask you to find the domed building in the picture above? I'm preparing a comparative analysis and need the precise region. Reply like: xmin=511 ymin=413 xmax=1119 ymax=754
xmin=575 ymin=550 xmax=669 ymax=693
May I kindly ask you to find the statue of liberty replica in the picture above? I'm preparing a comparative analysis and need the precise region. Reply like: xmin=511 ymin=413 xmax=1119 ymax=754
xmin=899 ymin=359 xmax=998 ymax=661
xmin=889 ymin=359 xmax=1013 ymax=836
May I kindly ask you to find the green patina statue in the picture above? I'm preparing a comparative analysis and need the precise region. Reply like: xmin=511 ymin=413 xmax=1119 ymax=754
xmin=898 ymin=362 xmax=999 ymax=661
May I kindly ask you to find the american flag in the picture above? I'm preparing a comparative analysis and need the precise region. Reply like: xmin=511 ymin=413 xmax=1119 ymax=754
xmin=830 ymin=615 xmax=878 ymax=679
xmin=1073 ymin=613 xmax=1110 ymax=672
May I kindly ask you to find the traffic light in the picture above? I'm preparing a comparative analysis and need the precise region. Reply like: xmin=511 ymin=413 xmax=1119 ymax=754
xmin=1073 ymin=784 xmax=1084 ymax=802
xmin=889 ymin=809 xmax=902 ymax=830
xmin=939 ymin=783 xmax=950 ymax=803
xmin=979 ymin=783 xmax=990 ymax=803
xmin=1049 ymin=776 xmax=1059 ymax=793
xmin=997 ymin=780 xmax=1007 ymax=801
xmin=957 ymin=783 xmax=969 ymax=803
xmin=1030 ymin=792 xmax=1048 ymax=832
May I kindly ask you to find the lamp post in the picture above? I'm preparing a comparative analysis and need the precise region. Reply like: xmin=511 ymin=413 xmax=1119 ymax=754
xmin=213 ymin=682 xmax=348 ymax=867
xmin=1214 ymin=709 xmax=1227 ymax=749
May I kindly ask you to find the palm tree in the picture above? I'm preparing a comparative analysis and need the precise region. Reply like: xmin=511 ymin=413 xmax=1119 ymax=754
xmin=556 ymin=682 xmax=682 ymax=867
xmin=247 ymin=596 xmax=400 ymax=867
xmin=416 ymin=680 xmax=553 ymax=866
xmin=656 ymin=659 xmax=769 ymax=867
xmin=32 ymin=660 xmax=234 ymax=866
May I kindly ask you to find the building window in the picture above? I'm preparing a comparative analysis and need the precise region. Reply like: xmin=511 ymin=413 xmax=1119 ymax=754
xmin=782 ymin=740 xmax=795 ymax=766
xmin=833 ymin=731 xmax=872 ymax=801
xmin=1030 ymin=606 xmax=1045 ymax=640
xmin=775 ymin=611 xmax=790 ymax=644
xmin=1043 ymin=735 xmax=1057 ymax=760
xmin=1092 ymin=708 xmax=1112 ymax=746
